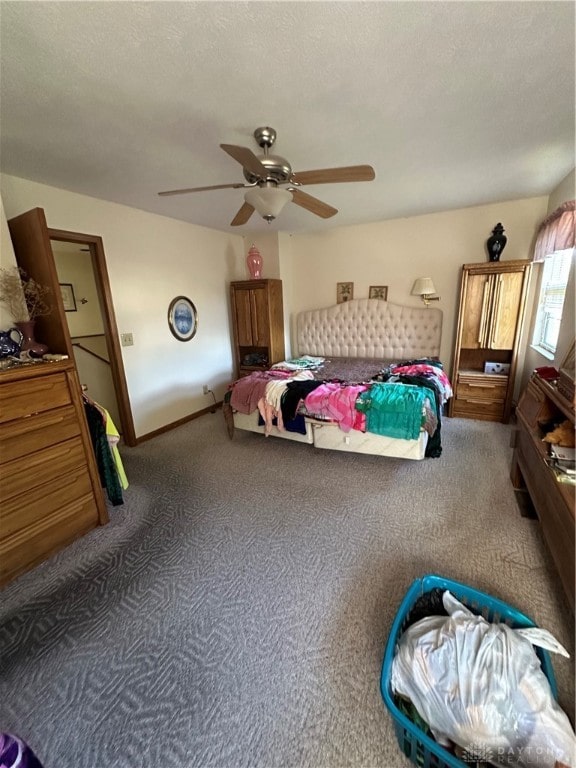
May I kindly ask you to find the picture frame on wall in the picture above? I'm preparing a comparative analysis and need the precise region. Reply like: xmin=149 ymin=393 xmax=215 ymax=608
xmin=369 ymin=285 xmax=388 ymax=300
xmin=336 ymin=282 xmax=354 ymax=304
xmin=60 ymin=283 xmax=77 ymax=312
xmin=168 ymin=295 xmax=198 ymax=341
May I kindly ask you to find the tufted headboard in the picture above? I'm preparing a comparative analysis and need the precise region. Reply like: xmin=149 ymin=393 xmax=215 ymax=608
xmin=296 ymin=299 xmax=442 ymax=359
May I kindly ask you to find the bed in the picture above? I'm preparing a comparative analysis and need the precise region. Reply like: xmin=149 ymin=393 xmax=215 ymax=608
xmin=224 ymin=298 xmax=451 ymax=460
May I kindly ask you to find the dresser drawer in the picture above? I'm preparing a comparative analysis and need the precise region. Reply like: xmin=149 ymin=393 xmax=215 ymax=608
xmin=451 ymin=396 xmax=505 ymax=421
xmin=0 ymin=405 xmax=81 ymax=464
xmin=0 ymin=468 xmax=93 ymax=539
xmin=0 ymin=436 xmax=88 ymax=502
xmin=0 ymin=372 xmax=72 ymax=424
xmin=0 ymin=495 xmax=99 ymax=586
xmin=457 ymin=376 xmax=507 ymax=401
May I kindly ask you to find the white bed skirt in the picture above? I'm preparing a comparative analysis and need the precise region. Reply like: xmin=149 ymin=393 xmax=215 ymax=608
xmin=233 ymin=411 xmax=314 ymax=444
xmin=311 ymin=422 xmax=427 ymax=459
xmin=232 ymin=411 xmax=428 ymax=459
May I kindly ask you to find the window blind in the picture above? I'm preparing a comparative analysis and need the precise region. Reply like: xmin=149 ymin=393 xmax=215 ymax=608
xmin=533 ymin=249 xmax=573 ymax=353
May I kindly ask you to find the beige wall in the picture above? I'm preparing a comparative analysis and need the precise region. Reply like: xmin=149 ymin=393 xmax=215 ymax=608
xmin=3 ymin=169 xmax=569 ymax=436
xmin=1 ymin=174 xmax=246 ymax=437
xmin=52 ymin=249 xmax=105 ymax=337
xmin=547 ymin=168 xmax=575 ymax=213
xmin=0 ymin=198 xmax=19 ymax=329
xmin=285 ymin=197 xmax=548 ymax=376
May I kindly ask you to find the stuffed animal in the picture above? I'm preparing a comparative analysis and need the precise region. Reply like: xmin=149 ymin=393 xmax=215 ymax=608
xmin=542 ymin=419 xmax=575 ymax=448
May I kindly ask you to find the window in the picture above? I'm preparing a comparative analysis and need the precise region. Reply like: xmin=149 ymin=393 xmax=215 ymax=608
xmin=532 ymin=248 xmax=573 ymax=356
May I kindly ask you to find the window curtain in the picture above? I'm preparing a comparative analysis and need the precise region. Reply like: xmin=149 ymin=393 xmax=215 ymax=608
xmin=533 ymin=200 xmax=575 ymax=262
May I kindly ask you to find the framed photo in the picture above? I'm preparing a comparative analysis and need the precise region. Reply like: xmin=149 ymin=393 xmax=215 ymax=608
xmin=168 ymin=295 xmax=198 ymax=341
xmin=369 ymin=285 xmax=388 ymax=300
xmin=60 ymin=283 xmax=77 ymax=312
xmin=336 ymin=282 xmax=354 ymax=304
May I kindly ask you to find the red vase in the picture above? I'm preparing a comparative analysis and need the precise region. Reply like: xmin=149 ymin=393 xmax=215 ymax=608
xmin=247 ymin=244 xmax=263 ymax=279
xmin=16 ymin=320 xmax=48 ymax=358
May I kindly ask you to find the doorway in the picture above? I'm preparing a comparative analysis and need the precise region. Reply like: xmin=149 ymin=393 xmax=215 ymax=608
xmin=51 ymin=240 xmax=119 ymax=426
xmin=48 ymin=228 xmax=136 ymax=446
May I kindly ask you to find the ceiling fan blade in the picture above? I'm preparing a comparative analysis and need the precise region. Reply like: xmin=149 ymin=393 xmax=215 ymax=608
xmin=289 ymin=188 xmax=337 ymax=219
xmin=230 ymin=202 xmax=255 ymax=226
xmin=220 ymin=144 xmax=268 ymax=178
xmin=291 ymin=165 xmax=375 ymax=186
xmin=158 ymin=183 xmax=245 ymax=197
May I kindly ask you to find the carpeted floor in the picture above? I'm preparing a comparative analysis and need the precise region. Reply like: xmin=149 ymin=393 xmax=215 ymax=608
xmin=1 ymin=414 xmax=574 ymax=768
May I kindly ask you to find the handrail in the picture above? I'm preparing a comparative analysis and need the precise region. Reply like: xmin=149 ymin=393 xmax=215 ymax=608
xmin=72 ymin=342 xmax=110 ymax=365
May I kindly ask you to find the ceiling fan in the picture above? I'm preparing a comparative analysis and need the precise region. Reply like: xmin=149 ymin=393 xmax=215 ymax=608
xmin=158 ymin=126 xmax=376 ymax=226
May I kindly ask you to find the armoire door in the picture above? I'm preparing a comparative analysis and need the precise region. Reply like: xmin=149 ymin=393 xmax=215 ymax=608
xmin=233 ymin=288 xmax=255 ymax=346
xmin=488 ymin=270 xmax=524 ymax=350
xmin=461 ymin=273 xmax=491 ymax=349
xmin=250 ymin=286 xmax=269 ymax=346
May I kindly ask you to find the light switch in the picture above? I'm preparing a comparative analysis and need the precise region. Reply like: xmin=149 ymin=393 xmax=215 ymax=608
xmin=121 ymin=333 xmax=134 ymax=347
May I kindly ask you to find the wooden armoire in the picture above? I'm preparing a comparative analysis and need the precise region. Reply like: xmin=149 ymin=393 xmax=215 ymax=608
xmin=448 ymin=260 xmax=532 ymax=423
xmin=230 ymin=279 xmax=285 ymax=378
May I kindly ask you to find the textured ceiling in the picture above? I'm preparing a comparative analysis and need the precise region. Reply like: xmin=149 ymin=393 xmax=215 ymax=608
xmin=1 ymin=1 xmax=574 ymax=234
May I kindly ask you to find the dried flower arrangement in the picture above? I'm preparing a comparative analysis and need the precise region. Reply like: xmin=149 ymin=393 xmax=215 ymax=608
xmin=0 ymin=267 xmax=52 ymax=322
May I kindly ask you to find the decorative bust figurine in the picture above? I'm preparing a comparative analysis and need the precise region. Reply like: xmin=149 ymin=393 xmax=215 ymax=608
xmin=486 ymin=223 xmax=507 ymax=262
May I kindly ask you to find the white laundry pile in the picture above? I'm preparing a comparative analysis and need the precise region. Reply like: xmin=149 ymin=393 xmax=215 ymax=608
xmin=391 ymin=591 xmax=575 ymax=768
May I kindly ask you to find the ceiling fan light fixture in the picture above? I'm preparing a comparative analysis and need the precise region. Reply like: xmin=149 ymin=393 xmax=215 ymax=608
xmin=244 ymin=187 xmax=292 ymax=222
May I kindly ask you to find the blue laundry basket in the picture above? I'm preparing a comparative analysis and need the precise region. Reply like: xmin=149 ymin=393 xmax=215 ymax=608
xmin=380 ymin=574 xmax=558 ymax=768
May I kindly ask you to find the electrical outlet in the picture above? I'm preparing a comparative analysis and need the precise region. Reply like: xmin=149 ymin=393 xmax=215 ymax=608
xmin=120 ymin=333 xmax=134 ymax=347
xmin=203 ymin=385 xmax=210 ymax=395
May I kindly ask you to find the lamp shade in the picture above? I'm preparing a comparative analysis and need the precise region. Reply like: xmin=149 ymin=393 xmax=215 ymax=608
xmin=244 ymin=187 xmax=292 ymax=221
xmin=411 ymin=277 xmax=437 ymax=296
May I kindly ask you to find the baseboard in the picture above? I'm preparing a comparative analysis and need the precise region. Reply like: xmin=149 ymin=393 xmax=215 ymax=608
xmin=136 ymin=402 xmax=222 ymax=444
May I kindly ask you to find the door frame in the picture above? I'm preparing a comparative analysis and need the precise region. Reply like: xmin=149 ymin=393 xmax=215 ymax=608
xmin=48 ymin=227 xmax=137 ymax=446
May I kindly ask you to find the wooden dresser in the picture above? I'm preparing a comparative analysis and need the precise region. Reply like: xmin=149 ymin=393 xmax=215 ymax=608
xmin=510 ymin=373 xmax=575 ymax=612
xmin=230 ymin=279 xmax=285 ymax=377
xmin=0 ymin=361 xmax=108 ymax=586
